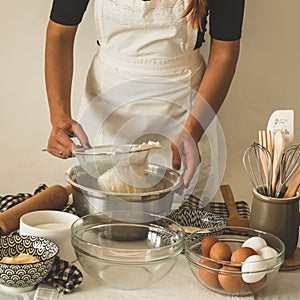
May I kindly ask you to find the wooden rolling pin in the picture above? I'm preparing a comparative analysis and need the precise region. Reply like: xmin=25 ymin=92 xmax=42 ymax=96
xmin=0 ymin=185 xmax=69 ymax=235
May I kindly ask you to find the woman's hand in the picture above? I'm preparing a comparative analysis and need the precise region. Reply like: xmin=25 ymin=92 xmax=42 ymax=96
xmin=47 ymin=118 xmax=90 ymax=159
xmin=171 ymin=129 xmax=201 ymax=187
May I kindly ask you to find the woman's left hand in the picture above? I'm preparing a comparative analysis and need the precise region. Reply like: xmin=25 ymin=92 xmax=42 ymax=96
xmin=171 ymin=129 xmax=201 ymax=187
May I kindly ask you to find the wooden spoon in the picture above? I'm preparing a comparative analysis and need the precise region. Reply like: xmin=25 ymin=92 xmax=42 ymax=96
xmin=284 ymin=166 xmax=300 ymax=198
xmin=220 ymin=185 xmax=250 ymax=227
xmin=272 ymin=131 xmax=286 ymax=195
xmin=266 ymin=130 xmax=273 ymax=159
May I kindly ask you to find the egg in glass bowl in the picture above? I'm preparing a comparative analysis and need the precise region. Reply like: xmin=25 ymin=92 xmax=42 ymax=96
xmin=0 ymin=235 xmax=58 ymax=293
xmin=185 ymin=226 xmax=285 ymax=296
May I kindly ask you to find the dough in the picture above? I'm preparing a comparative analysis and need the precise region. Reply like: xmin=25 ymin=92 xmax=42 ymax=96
xmin=97 ymin=141 xmax=166 ymax=194
xmin=97 ymin=163 xmax=167 ymax=193
xmin=0 ymin=253 xmax=39 ymax=264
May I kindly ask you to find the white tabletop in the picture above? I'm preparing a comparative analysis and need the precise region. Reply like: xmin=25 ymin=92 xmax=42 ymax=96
xmin=60 ymin=255 xmax=300 ymax=300
xmin=0 ymin=252 xmax=299 ymax=300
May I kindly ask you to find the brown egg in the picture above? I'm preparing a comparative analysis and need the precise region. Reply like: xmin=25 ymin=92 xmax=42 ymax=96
xmin=209 ymin=242 xmax=232 ymax=261
xmin=218 ymin=266 xmax=246 ymax=294
xmin=198 ymin=258 xmax=221 ymax=289
xmin=248 ymin=275 xmax=267 ymax=291
xmin=201 ymin=236 xmax=219 ymax=257
xmin=231 ymin=247 xmax=257 ymax=266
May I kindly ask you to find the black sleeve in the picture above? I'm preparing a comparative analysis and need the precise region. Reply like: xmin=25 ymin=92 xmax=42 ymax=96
xmin=208 ymin=0 xmax=245 ymax=41
xmin=50 ymin=0 xmax=90 ymax=26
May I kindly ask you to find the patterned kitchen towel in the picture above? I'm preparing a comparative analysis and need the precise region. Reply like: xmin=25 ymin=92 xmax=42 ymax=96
xmin=43 ymin=256 xmax=83 ymax=294
xmin=0 ymin=184 xmax=82 ymax=294
xmin=182 ymin=194 xmax=251 ymax=220
xmin=210 ymin=200 xmax=251 ymax=220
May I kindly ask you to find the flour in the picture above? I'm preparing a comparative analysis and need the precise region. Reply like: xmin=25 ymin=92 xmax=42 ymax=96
xmin=97 ymin=141 xmax=164 ymax=193
xmin=131 ymin=141 xmax=161 ymax=152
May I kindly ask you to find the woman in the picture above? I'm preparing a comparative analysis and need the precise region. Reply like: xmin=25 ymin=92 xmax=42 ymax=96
xmin=45 ymin=0 xmax=245 ymax=207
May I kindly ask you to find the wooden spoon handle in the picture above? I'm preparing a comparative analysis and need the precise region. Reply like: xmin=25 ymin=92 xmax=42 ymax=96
xmin=0 ymin=185 xmax=69 ymax=235
xmin=220 ymin=185 xmax=240 ymax=217
xmin=284 ymin=167 xmax=300 ymax=198
xmin=272 ymin=131 xmax=285 ymax=193
xmin=267 ymin=130 xmax=273 ymax=159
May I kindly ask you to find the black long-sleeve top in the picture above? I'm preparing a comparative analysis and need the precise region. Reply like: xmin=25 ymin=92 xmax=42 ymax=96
xmin=49 ymin=0 xmax=245 ymax=49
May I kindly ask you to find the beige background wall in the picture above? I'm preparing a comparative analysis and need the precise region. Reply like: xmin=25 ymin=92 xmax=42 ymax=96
xmin=0 ymin=0 xmax=299 ymax=206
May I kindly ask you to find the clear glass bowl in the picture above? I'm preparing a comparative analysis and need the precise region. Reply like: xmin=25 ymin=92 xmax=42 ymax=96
xmin=185 ymin=226 xmax=285 ymax=296
xmin=71 ymin=211 xmax=185 ymax=290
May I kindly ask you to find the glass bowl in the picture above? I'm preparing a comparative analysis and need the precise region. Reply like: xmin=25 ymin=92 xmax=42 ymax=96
xmin=71 ymin=211 xmax=185 ymax=290
xmin=185 ymin=226 xmax=285 ymax=296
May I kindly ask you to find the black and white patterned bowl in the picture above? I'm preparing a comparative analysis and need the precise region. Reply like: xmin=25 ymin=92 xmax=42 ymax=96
xmin=167 ymin=206 xmax=227 ymax=234
xmin=0 ymin=235 xmax=58 ymax=293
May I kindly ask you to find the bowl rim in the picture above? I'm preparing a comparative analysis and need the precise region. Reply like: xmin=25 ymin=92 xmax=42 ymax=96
xmin=65 ymin=163 xmax=183 ymax=197
xmin=73 ymin=242 xmax=183 ymax=264
xmin=71 ymin=211 xmax=185 ymax=262
xmin=184 ymin=225 xmax=285 ymax=272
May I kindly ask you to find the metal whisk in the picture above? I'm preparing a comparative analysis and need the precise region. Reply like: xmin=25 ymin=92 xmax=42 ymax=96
xmin=274 ymin=144 xmax=300 ymax=197
xmin=243 ymin=142 xmax=273 ymax=196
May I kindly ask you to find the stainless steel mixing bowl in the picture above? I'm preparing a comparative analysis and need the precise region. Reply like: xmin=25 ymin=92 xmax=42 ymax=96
xmin=65 ymin=164 xmax=182 ymax=217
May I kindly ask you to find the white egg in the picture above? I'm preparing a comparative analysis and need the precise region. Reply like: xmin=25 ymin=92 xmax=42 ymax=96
xmin=242 ymin=236 xmax=267 ymax=252
xmin=258 ymin=246 xmax=278 ymax=267
xmin=241 ymin=255 xmax=268 ymax=283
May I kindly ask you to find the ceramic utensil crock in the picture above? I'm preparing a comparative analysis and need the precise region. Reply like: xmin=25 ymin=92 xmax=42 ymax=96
xmin=250 ymin=188 xmax=300 ymax=258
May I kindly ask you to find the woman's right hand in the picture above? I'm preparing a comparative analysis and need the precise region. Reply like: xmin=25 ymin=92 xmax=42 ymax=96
xmin=46 ymin=118 xmax=90 ymax=159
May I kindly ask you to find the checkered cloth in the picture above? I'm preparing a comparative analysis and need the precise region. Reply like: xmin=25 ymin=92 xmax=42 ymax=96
xmin=43 ymin=257 xmax=83 ymax=294
xmin=0 ymin=184 xmax=82 ymax=294
xmin=181 ymin=194 xmax=251 ymax=220
xmin=210 ymin=201 xmax=251 ymax=220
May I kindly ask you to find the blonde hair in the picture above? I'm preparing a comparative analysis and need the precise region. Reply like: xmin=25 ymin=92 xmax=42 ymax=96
xmin=182 ymin=0 xmax=207 ymax=30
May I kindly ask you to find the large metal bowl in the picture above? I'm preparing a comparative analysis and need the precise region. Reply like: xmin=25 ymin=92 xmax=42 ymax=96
xmin=65 ymin=164 xmax=182 ymax=217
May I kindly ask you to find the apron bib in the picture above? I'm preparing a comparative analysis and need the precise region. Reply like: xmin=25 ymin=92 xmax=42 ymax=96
xmin=78 ymin=0 xmax=222 ymax=206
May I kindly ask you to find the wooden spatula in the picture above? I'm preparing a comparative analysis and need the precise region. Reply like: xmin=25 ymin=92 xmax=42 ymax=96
xmin=272 ymin=131 xmax=286 ymax=195
xmin=284 ymin=166 xmax=300 ymax=198
xmin=220 ymin=185 xmax=250 ymax=228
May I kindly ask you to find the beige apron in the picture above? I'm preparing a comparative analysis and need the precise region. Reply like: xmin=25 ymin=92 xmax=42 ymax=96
xmin=78 ymin=0 xmax=224 ymax=207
